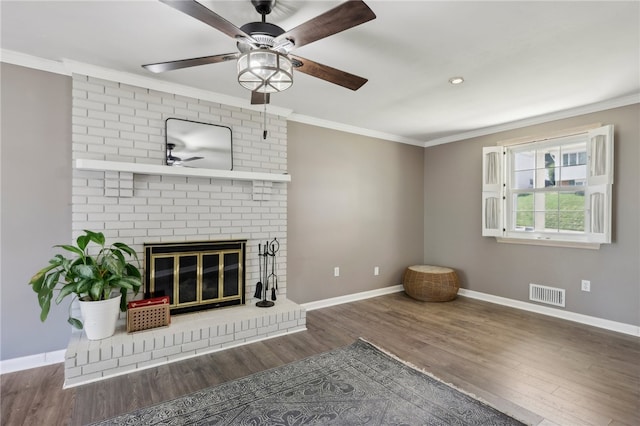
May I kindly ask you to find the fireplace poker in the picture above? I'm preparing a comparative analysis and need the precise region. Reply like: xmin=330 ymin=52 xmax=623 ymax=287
xmin=267 ymin=238 xmax=279 ymax=301
xmin=264 ymin=240 xmax=269 ymax=293
xmin=256 ymin=240 xmax=274 ymax=308
xmin=253 ymin=244 xmax=263 ymax=299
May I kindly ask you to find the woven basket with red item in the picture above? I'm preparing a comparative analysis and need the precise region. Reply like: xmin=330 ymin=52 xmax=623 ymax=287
xmin=127 ymin=296 xmax=171 ymax=333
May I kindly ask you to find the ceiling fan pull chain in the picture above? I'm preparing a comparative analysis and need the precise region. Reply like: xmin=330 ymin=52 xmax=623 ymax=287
xmin=263 ymin=99 xmax=268 ymax=139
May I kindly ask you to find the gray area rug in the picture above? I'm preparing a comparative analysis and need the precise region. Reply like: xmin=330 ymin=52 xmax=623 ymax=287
xmin=93 ymin=339 xmax=526 ymax=425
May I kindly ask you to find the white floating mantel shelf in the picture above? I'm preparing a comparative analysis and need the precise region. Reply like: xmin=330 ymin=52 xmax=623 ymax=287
xmin=75 ymin=159 xmax=291 ymax=183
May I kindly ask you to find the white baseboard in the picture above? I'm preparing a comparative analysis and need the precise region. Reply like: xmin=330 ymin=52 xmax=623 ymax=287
xmin=457 ymin=288 xmax=640 ymax=337
xmin=3 ymin=285 xmax=637 ymax=374
xmin=301 ymin=285 xmax=639 ymax=337
xmin=0 ymin=349 xmax=66 ymax=375
xmin=301 ymin=285 xmax=404 ymax=311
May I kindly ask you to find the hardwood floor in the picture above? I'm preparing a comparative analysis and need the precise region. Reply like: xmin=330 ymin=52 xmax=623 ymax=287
xmin=1 ymin=293 xmax=638 ymax=425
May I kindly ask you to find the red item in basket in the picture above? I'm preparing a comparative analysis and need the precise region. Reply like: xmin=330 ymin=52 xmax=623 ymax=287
xmin=127 ymin=296 xmax=170 ymax=309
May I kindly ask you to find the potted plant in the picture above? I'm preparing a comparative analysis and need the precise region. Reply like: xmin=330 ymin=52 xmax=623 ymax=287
xmin=29 ymin=229 xmax=142 ymax=340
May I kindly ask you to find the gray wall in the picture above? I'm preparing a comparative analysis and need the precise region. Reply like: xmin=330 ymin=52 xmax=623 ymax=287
xmin=2 ymin=62 xmax=637 ymax=362
xmin=287 ymin=122 xmax=425 ymax=303
xmin=424 ymin=104 xmax=640 ymax=326
xmin=1 ymin=63 xmax=72 ymax=359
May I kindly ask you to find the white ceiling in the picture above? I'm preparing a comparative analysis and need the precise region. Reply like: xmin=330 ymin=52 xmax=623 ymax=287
xmin=2 ymin=0 xmax=639 ymax=145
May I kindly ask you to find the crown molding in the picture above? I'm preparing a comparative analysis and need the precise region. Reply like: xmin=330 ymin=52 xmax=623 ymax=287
xmin=61 ymin=59 xmax=294 ymax=118
xmin=424 ymin=93 xmax=640 ymax=147
xmin=4 ymin=49 xmax=638 ymax=148
xmin=288 ymin=113 xmax=424 ymax=146
xmin=0 ymin=49 xmax=293 ymax=117
xmin=0 ymin=49 xmax=70 ymax=75
xmin=0 ymin=49 xmax=422 ymax=145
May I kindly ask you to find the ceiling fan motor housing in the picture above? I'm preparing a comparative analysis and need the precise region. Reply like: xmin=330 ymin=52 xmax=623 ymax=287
xmin=238 ymin=22 xmax=287 ymax=52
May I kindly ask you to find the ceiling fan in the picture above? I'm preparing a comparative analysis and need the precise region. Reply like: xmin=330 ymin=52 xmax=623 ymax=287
xmin=142 ymin=0 xmax=376 ymax=104
xmin=166 ymin=143 xmax=204 ymax=166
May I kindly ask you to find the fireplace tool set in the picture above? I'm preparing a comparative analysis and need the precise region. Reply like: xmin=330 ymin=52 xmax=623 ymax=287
xmin=254 ymin=238 xmax=279 ymax=308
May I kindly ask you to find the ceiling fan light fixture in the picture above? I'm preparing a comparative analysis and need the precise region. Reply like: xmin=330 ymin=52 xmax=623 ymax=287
xmin=237 ymin=49 xmax=293 ymax=93
xmin=448 ymin=76 xmax=465 ymax=85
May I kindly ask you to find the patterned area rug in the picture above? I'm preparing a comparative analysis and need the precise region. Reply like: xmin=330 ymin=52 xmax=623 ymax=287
xmin=93 ymin=339 xmax=526 ymax=425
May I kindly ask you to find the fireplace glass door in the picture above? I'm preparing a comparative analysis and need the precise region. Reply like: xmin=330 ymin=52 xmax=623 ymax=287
xmin=144 ymin=240 xmax=246 ymax=315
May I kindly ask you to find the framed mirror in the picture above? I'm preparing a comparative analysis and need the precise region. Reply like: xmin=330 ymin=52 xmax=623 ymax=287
xmin=165 ymin=118 xmax=233 ymax=170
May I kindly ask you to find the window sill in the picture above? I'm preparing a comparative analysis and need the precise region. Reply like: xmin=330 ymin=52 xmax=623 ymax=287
xmin=495 ymin=237 xmax=601 ymax=250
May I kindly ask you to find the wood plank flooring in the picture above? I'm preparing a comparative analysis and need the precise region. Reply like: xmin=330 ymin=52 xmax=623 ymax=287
xmin=1 ymin=293 xmax=638 ymax=425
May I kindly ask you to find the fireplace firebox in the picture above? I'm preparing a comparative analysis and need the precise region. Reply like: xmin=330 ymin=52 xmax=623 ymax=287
xmin=144 ymin=240 xmax=246 ymax=315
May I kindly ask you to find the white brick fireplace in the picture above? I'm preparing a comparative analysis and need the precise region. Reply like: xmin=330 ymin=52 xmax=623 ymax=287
xmin=65 ymin=74 xmax=305 ymax=387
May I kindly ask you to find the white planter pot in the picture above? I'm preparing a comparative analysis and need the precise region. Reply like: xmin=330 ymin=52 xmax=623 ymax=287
xmin=79 ymin=294 xmax=122 ymax=340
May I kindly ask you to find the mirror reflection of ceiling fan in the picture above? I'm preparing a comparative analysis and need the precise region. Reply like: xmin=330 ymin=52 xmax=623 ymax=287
xmin=143 ymin=0 xmax=376 ymax=105
xmin=166 ymin=143 xmax=204 ymax=166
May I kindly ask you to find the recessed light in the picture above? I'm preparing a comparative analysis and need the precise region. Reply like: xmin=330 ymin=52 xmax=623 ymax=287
xmin=448 ymin=76 xmax=464 ymax=85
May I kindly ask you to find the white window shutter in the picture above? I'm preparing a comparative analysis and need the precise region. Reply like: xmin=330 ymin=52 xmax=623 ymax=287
xmin=585 ymin=184 xmax=611 ymax=243
xmin=482 ymin=146 xmax=504 ymax=237
xmin=585 ymin=125 xmax=613 ymax=244
xmin=587 ymin=125 xmax=614 ymax=186
xmin=482 ymin=146 xmax=503 ymax=192
xmin=482 ymin=193 xmax=503 ymax=236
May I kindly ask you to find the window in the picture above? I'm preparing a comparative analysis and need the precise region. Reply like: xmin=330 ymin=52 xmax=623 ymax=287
xmin=482 ymin=125 xmax=613 ymax=248
xmin=562 ymin=151 xmax=587 ymax=167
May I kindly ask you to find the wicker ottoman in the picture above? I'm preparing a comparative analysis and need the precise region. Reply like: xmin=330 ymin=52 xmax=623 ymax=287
xmin=403 ymin=265 xmax=459 ymax=302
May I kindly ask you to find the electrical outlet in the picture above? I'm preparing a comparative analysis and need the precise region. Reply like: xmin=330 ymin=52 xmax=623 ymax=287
xmin=374 ymin=266 xmax=379 ymax=276
xmin=334 ymin=267 xmax=340 ymax=277
xmin=581 ymin=280 xmax=591 ymax=292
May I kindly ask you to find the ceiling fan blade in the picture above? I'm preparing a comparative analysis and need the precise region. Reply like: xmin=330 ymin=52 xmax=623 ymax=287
xmin=159 ymin=0 xmax=256 ymax=44
xmin=182 ymin=156 xmax=205 ymax=162
xmin=142 ymin=53 xmax=239 ymax=73
xmin=251 ymin=92 xmax=271 ymax=105
xmin=274 ymin=0 xmax=376 ymax=50
xmin=290 ymin=55 xmax=368 ymax=91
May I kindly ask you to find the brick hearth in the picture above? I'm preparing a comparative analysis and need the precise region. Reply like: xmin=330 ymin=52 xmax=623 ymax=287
xmin=64 ymin=299 xmax=305 ymax=388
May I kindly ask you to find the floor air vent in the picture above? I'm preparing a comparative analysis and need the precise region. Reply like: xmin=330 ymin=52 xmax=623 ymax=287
xmin=529 ymin=284 xmax=565 ymax=307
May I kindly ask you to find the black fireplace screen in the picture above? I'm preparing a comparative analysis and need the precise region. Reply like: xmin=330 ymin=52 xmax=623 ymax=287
xmin=144 ymin=240 xmax=246 ymax=315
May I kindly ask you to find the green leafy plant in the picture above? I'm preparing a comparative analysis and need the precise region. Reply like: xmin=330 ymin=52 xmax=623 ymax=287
xmin=28 ymin=230 xmax=142 ymax=329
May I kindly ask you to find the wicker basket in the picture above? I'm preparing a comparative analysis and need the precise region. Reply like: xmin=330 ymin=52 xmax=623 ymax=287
xmin=402 ymin=265 xmax=459 ymax=302
xmin=127 ymin=296 xmax=171 ymax=333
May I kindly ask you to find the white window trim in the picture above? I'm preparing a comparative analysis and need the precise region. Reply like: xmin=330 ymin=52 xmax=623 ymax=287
xmin=482 ymin=124 xmax=613 ymax=249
